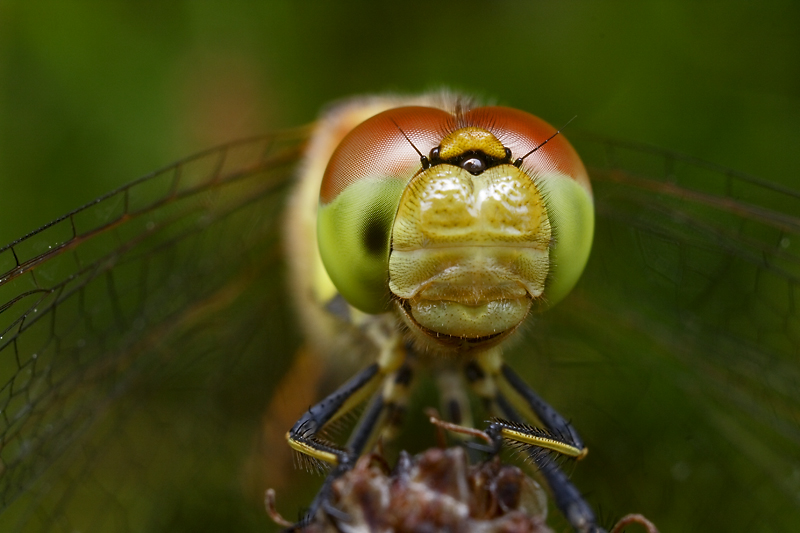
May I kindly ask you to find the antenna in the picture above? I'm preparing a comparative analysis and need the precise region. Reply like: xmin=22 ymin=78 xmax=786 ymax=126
xmin=513 ymin=115 xmax=577 ymax=168
xmin=390 ymin=118 xmax=430 ymax=169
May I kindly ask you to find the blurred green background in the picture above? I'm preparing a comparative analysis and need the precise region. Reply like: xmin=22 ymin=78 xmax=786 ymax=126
xmin=1 ymin=1 xmax=799 ymax=532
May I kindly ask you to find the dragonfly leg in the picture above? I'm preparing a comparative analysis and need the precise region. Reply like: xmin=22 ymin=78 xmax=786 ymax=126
xmin=464 ymin=349 xmax=604 ymax=533
xmin=286 ymin=361 xmax=384 ymax=469
xmin=285 ymin=337 xmax=416 ymax=528
xmin=285 ymin=331 xmax=406 ymax=468
xmin=347 ymin=360 xmax=415 ymax=453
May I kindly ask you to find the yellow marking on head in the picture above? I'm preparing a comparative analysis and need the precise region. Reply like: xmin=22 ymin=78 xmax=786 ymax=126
xmin=438 ymin=127 xmax=507 ymax=160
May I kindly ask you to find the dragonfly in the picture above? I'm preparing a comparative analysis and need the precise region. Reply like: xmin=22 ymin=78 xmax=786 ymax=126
xmin=0 ymin=91 xmax=798 ymax=532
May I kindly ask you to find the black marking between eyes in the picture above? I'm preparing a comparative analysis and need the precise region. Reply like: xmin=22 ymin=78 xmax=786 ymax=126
xmin=428 ymin=147 xmax=513 ymax=176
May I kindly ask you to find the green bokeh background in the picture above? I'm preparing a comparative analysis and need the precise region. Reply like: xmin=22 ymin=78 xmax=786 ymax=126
xmin=1 ymin=2 xmax=799 ymax=532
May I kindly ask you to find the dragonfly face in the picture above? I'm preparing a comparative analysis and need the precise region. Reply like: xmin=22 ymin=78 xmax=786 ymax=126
xmin=313 ymin=102 xmax=593 ymax=352
xmin=0 ymin=92 xmax=798 ymax=533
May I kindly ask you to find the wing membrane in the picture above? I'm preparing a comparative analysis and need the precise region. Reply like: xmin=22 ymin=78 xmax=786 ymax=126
xmin=0 ymin=131 xmax=308 ymax=531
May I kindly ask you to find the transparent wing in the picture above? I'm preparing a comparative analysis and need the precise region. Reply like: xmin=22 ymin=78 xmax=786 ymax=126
xmin=0 ymin=131 xmax=309 ymax=532
xmin=512 ymin=134 xmax=800 ymax=532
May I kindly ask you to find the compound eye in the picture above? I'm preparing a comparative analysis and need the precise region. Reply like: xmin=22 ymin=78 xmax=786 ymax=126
xmin=461 ymin=156 xmax=486 ymax=174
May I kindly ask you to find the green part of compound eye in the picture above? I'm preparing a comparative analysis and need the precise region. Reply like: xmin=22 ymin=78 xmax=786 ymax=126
xmin=317 ymin=177 xmax=407 ymax=314
xmin=537 ymin=172 xmax=595 ymax=309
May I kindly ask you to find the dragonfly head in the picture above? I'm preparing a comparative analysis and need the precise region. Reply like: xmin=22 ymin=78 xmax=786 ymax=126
xmin=317 ymin=105 xmax=594 ymax=352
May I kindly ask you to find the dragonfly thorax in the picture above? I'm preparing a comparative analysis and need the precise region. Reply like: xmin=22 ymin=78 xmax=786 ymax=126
xmin=315 ymin=102 xmax=594 ymax=328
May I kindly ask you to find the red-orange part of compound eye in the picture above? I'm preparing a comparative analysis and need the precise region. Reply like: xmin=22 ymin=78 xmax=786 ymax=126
xmin=320 ymin=106 xmax=451 ymax=204
xmin=319 ymin=105 xmax=589 ymax=205
xmin=463 ymin=106 xmax=590 ymax=190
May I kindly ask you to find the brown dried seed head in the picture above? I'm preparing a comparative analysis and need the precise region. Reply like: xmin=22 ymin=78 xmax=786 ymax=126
xmin=302 ymin=446 xmax=552 ymax=533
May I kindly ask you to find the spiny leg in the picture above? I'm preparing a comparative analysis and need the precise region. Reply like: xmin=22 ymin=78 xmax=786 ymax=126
xmin=286 ymin=361 xmax=384 ymax=469
xmin=465 ymin=348 xmax=604 ymax=533
xmin=285 ymin=337 xmax=416 ymax=527
xmin=467 ymin=349 xmax=585 ymax=448
xmin=295 ymin=376 xmax=391 ymax=528
xmin=286 ymin=326 xmax=405 ymax=466
xmin=301 ymin=361 xmax=416 ymax=528
xmin=490 ymin=398 xmax=603 ymax=533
